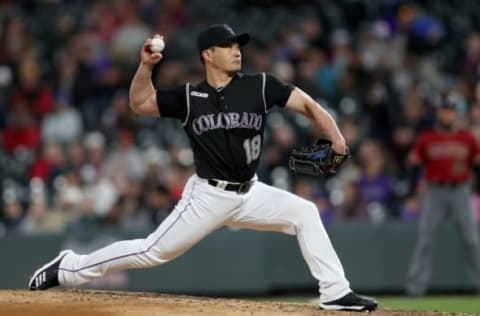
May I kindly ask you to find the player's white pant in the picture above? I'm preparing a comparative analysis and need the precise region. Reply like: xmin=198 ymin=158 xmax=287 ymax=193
xmin=59 ymin=175 xmax=351 ymax=302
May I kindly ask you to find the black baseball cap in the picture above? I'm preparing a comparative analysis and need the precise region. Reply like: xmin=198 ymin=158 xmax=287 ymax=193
xmin=197 ymin=24 xmax=250 ymax=54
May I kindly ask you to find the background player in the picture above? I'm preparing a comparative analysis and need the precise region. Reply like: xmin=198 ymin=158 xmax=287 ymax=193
xmin=405 ymin=92 xmax=480 ymax=296
xmin=28 ymin=24 xmax=377 ymax=312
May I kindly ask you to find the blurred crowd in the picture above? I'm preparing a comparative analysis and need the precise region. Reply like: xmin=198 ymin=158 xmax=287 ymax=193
xmin=1 ymin=0 xmax=480 ymax=235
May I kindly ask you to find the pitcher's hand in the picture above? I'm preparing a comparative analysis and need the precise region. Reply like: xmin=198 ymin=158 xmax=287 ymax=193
xmin=141 ymin=34 xmax=163 ymax=69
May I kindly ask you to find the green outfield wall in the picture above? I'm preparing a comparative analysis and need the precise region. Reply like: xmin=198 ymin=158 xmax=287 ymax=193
xmin=1 ymin=222 xmax=476 ymax=294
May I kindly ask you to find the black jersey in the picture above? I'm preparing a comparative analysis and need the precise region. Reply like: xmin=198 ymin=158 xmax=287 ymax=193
xmin=156 ymin=72 xmax=293 ymax=182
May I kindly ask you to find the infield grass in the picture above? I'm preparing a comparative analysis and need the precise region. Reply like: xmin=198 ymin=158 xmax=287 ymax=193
xmin=259 ymin=295 xmax=480 ymax=313
xmin=378 ymin=296 xmax=480 ymax=314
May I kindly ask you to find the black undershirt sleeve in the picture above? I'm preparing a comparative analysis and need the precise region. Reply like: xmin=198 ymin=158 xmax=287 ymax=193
xmin=156 ymin=84 xmax=187 ymax=121
xmin=264 ymin=74 xmax=294 ymax=110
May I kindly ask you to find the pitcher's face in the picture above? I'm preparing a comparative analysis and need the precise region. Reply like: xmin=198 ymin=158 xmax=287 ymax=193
xmin=206 ymin=42 xmax=242 ymax=74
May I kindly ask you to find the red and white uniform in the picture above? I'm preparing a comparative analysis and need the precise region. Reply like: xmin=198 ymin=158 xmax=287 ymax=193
xmin=410 ymin=129 xmax=480 ymax=184
xmin=406 ymin=128 xmax=480 ymax=296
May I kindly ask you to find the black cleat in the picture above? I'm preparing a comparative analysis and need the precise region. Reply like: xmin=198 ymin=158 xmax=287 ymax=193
xmin=320 ymin=292 xmax=378 ymax=312
xmin=29 ymin=250 xmax=71 ymax=290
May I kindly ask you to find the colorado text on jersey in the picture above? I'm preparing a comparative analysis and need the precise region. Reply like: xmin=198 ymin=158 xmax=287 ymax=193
xmin=191 ymin=112 xmax=262 ymax=135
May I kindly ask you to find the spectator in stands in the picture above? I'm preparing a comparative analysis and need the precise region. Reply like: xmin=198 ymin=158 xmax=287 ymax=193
xmin=144 ymin=184 xmax=174 ymax=225
xmin=106 ymin=129 xmax=145 ymax=181
xmin=102 ymin=90 xmax=138 ymax=133
xmin=111 ymin=4 xmax=151 ymax=66
xmin=388 ymin=124 xmax=416 ymax=175
xmin=1 ymin=15 xmax=36 ymax=62
xmin=2 ymin=104 xmax=40 ymax=154
xmin=81 ymin=131 xmax=107 ymax=183
xmin=142 ymin=146 xmax=170 ymax=189
xmin=460 ymin=32 xmax=480 ymax=79
xmin=0 ymin=64 xmax=14 ymax=129
xmin=12 ymin=57 xmax=54 ymax=119
xmin=120 ymin=179 xmax=151 ymax=230
xmin=468 ymin=81 xmax=480 ymax=139
xmin=399 ymin=195 xmax=421 ymax=222
xmin=20 ymin=196 xmax=66 ymax=235
xmin=84 ymin=175 xmax=118 ymax=218
xmin=312 ymin=191 xmax=335 ymax=224
xmin=356 ymin=140 xmax=396 ymax=219
xmin=336 ymin=181 xmax=363 ymax=221
xmin=55 ymin=170 xmax=85 ymax=224
xmin=1 ymin=195 xmax=24 ymax=233
xmin=364 ymin=73 xmax=398 ymax=141
xmin=41 ymin=96 xmax=83 ymax=144
xmin=30 ymin=141 xmax=65 ymax=188
xmin=66 ymin=141 xmax=88 ymax=175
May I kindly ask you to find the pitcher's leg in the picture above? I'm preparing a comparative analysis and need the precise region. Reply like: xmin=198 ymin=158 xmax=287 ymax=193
xmin=406 ymin=186 xmax=446 ymax=296
xmin=59 ymin=177 xmax=233 ymax=286
xmin=60 ymin=207 xmax=193 ymax=286
xmin=228 ymin=182 xmax=350 ymax=303
xmin=450 ymin=185 xmax=480 ymax=290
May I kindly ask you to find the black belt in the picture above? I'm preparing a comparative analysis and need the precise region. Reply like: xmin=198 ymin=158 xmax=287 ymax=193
xmin=208 ymin=179 xmax=253 ymax=194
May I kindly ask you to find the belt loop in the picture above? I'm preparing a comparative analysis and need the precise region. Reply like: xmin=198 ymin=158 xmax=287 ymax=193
xmin=237 ymin=181 xmax=252 ymax=194
xmin=217 ymin=181 xmax=227 ymax=190
xmin=237 ymin=182 xmax=245 ymax=194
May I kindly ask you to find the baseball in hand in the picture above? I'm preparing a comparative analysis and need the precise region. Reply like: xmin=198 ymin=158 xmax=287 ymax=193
xmin=150 ymin=37 xmax=165 ymax=53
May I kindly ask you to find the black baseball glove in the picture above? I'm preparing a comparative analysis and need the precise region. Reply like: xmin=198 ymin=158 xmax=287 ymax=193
xmin=288 ymin=139 xmax=350 ymax=176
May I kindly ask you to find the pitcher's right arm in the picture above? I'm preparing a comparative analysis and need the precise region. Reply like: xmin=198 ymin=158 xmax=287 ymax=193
xmin=129 ymin=35 xmax=163 ymax=116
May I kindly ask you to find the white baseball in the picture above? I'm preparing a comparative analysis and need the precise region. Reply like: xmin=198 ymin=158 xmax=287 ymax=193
xmin=150 ymin=37 xmax=165 ymax=53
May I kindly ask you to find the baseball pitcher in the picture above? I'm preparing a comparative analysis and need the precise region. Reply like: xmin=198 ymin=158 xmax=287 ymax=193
xmin=29 ymin=24 xmax=377 ymax=312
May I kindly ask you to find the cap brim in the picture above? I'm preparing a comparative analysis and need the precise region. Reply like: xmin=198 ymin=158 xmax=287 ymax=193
xmin=219 ymin=33 xmax=250 ymax=47
xmin=233 ymin=33 xmax=250 ymax=46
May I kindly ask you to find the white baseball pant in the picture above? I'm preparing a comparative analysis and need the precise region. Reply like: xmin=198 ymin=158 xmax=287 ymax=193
xmin=59 ymin=174 xmax=351 ymax=302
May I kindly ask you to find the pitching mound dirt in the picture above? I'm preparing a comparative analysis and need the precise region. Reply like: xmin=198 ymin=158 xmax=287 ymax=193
xmin=0 ymin=289 xmax=472 ymax=316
